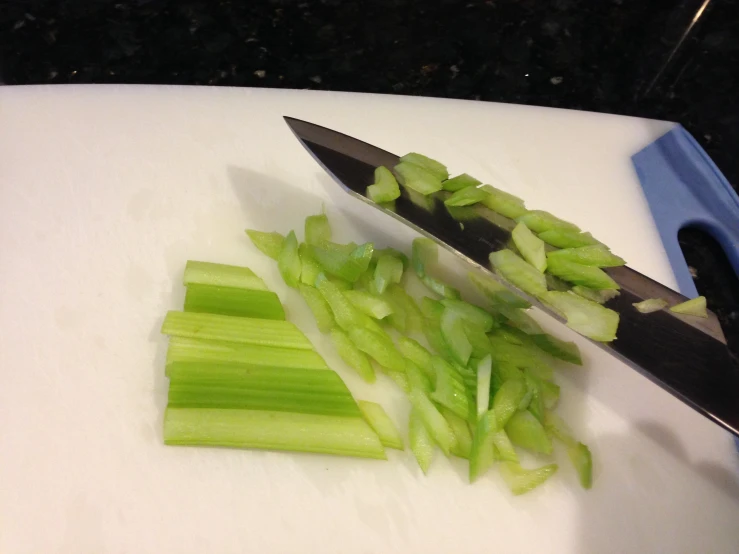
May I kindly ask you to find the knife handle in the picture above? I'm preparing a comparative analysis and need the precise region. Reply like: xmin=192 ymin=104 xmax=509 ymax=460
xmin=632 ymin=125 xmax=739 ymax=297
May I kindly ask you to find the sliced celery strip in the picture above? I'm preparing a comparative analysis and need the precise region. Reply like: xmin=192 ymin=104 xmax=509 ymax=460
xmin=492 ymin=378 xmax=528 ymax=429
xmin=298 ymin=283 xmax=335 ymax=333
xmin=397 ymin=336 xmax=433 ymax=376
xmin=367 ymin=166 xmax=401 ymax=203
xmin=469 ymin=409 xmax=497 ymax=482
xmin=531 ymin=334 xmax=582 ymax=365
xmin=167 ymin=362 xmax=343 ymax=389
xmin=524 ymin=372 xmax=545 ymax=423
xmin=358 ymin=400 xmax=403 ymax=450
xmin=330 ymin=327 xmax=376 ymax=383
xmin=491 ymin=429 xmax=519 ymax=463
xmin=409 ymin=389 xmax=454 ymax=455
xmin=409 ymin=409 xmax=435 ymax=473
xmin=538 ymin=229 xmax=600 ymax=249
xmin=468 ymin=271 xmax=531 ymax=309
xmin=430 ymin=357 xmax=471 ymax=420
xmin=374 ymin=253 xmax=404 ymax=294
xmin=543 ymin=411 xmax=592 ymax=488
xmin=311 ymin=242 xmax=374 ymax=283
xmin=348 ymin=327 xmax=406 ymax=372
xmin=412 ymin=238 xmax=438 ymax=278
xmin=489 ymin=249 xmax=547 ymax=298
xmin=572 ymin=285 xmax=619 ymax=304
xmin=305 ymin=213 xmax=332 ymax=246
xmin=421 ymin=275 xmax=461 ymax=299
xmin=476 ymin=355 xmax=492 ymax=418
xmin=495 ymin=306 xmax=543 ymax=334
xmin=541 ymin=291 xmax=619 ymax=342
xmin=488 ymin=334 xmax=554 ymax=379
xmin=298 ymin=243 xmax=323 ymax=286
xmin=512 ymin=221 xmax=547 ymax=273
xmin=441 ymin=407 xmax=473 ymax=458
xmin=386 ymin=369 xmax=411 ymax=392
xmin=161 ymin=311 xmax=313 ymax=350
xmin=245 ymin=229 xmax=285 ymax=260
xmin=344 ymin=290 xmax=394 ymax=319
xmin=516 ymin=210 xmax=579 ymax=234
xmin=444 ymin=186 xmax=489 ymax=207
xmin=315 ymin=273 xmax=363 ymax=330
xmin=443 ymin=173 xmax=481 ymax=192
xmin=633 ymin=298 xmax=668 ymax=314
xmin=372 ymin=247 xmax=409 ymax=269
xmin=183 ymin=260 xmax=268 ymax=291
xmin=505 ymin=410 xmax=553 ymax=454
xmin=386 ymin=284 xmax=423 ymax=333
xmin=547 ymin=245 xmax=625 ymax=267
xmin=406 ymin=360 xmax=432 ymax=393
xmin=164 ymin=407 xmax=386 ymax=459
xmin=441 ymin=299 xmax=495 ymax=331
xmin=540 ymin=380 xmax=561 ymax=409
xmin=394 ymin=162 xmax=443 ymax=195
xmin=546 ymin=257 xmax=619 ymax=290
xmin=184 ymin=285 xmax=285 ymax=320
xmin=420 ymin=296 xmax=445 ymax=318
xmin=440 ymin=308 xmax=472 ymax=365
xmin=278 ymin=230 xmax=302 ymax=288
xmin=499 ymin=462 xmax=558 ymax=495
xmin=480 ymin=184 xmax=527 ymax=219
xmin=423 ymin=314 xmax=452 ymax=358
xmin=399 ymin=152 xmax=449 ymax=181
xmin=670 ymin=296 xmax=708 ymax=318
xmin=464 ymin=320 xmax=493 ymax=358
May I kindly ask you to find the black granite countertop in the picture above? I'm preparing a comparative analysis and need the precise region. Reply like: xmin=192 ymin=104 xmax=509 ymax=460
xmin=1 ymin=0 xmax=737 ymax=354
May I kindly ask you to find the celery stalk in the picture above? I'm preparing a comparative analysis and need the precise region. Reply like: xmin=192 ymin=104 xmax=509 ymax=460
xmin=311 ymin=242 xmax=374 ymax=283
xmin=330 ymin=327 xmax=376 ymax=383
xmin=499 ymin=462 xmax=558 ymax=495
xmin=491 ymin=429 xmax=519 ymax=463
xmin=167 ymin=362 xmax=343 ymax=389
xmin=245 ymin=230 xmax=285 ymax=260
xmin=505 ymin=410 xmax=553 ymax=454
xmin=421 ymin=275 xmax=461 ymax=299
xmin=299 ymin=243 xmax=323 ymax=286
xmin=409 ymin=409 xmax=435 ymax=473
xmin=489 ymin=249 xmax=547 ymax=298
xmin=397 ymin=336 xmax=433 ymax=376
xmin=183 ymin=261 xmax=268 ymax=291
xmin=531 ymin=334 xmax=582 ymax=365
xmin=441 ymin=407 xmax=473 ymax=459
xmin=476 ymin=355 xmax=492 ymax=418
xmin=538 ymin=229 xmax=600 ymax=249
xmin=374 ymin=253 xmax=404 ymax=294
xmin=547 ymin=245 xmax=625 ymax=267
xmin=316 ymin=273 xmax=364 ymax=330
xmin=572 ymin=285 xmax=619 ymax=304
xmin=164 ymin=407 xmax=386 ymax=459
xmin=304 ymin=213 xmax=332 ymax=246
xmin=516 ymin=210 xmax=579 ymax=234
xmin=367 ymin=166 xmax=401 ymax=203
xmin=546 ymin=257 xmax=619 ymax=290
xmin=441 ymin=299 xmax=495 ymax=331
xmin=440 ymin=308 xmax=472 ymax=365
xmin=409 ymin=389 xmax=454 ymax=455
xmin=492 ymin=378 xmax=528 ymax=429
xmin=669 ymin=296 xmax=708 ymax=318
xmin=406 ymin=360 xmax=432 ymax=393
xmin=184 ymin=285 xmax=286 ymax=320
xmin=297 ymin=283 xmax=335 ymax=333
xmin=430 ymin=357 xmax=471 ymax=420
xmin=344 ymin=290 xmax=394 ymax=319
xmin=348 ymin=327 xmax=406 ymax=373
xmin=394 ymin=162 xmax=443 ymax=195
xmin=386 ymin=284 xmax=423 ymax=333
xmin=633 ymin=298 xmax=668 ymax=314
xmin=468 ymin=271 xmax=531 ymax=309
xmin=488 ymin=335 xmax=554 ymax=379
xmin=479 ymin=184 xmax=527 ymax=219
xmin=512 ymin=222 xmax=547 ymax=273
xmin=399 ymin=152 xmax=449 ymax=181
xmin=358 ymin=400 xmax=403 ymax=450
xmin=464 ymin=320 xmax=493 ymax=358
xmin=278 ymin=230 xmax=302 ymax=288
xmin=443 ymin=173 xmax=481 ymax=192
xmin=469 ymin=409 xmax=497 ymax=482
xmin=541 ymin=291 xmax=619 ymax=342
xmin=444 ymin=186 xmax=489 ymax=207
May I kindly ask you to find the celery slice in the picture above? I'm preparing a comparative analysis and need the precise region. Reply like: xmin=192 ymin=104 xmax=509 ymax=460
xmin=516 ymin=210 xmax=579 ymax=234
xmin=245 ymin=230 xmax=285 ymax=260
xmin=633 ymin=298 xmax=668 ymax=314
xmin=491 ymin=429 xmax=519 ymax=463
xmin=476 ymin=355 xmax=493 ymax=418
xmin=669 ymin=296 xmax=708 ymax=318
xmin=440 ymin=308 xmax=472 ymax=365
xmin=420 ymin=296 xmax=445 ymax=318
xmin=543 ymin=412 xmax=592 ymax=489
xmin=480 ymin=184 xmax=527 ymax=219
xmin=444 ymin=186 xmax=489 ymax=207
xmin=546 ymin=257 xmax=619 ymax=290
xmin=164 ymin=407 xmax=386 ymax=459
xmin=430 ymin=357 xmax=471 ymax=420
xmin=443 ymin=173 xmax=481 ymax=192
xmin=386 ymin=284 xmax=423 ymax=333
xmin=572 ymin=285 xmax=620 ymax=304
xmin=469 ymin=409 xmax=497 ymax=482
xmin=161 ymin=311 xmax=313 ymax=350
xmin=406 ymin=360 xmax=432 ymax=393
xmin=184 ymin=285 xmax=285 ymax=320
xmin=468 ymin=271 xmax=531 ymax=309
xmin=315 ymin=273 xmax=363 ymax=330
xmin=311 ymin=242 xmax=374 ymax=283
xmin=512 ymin=221 xmax=547 ymax=273
xmin=423 ymin=316 xmax=451 ymax=357
xmin=397 ymin=336 xmax=433 ymax=376
xmin=464 ymin=320 xmax=493 ymax=358
xmin=421 ymin=275 xmax=461 ymax=299
xmin=298 ymin=243 xmax=323 ymax=286
xmin=374 ymin=253 xmax=404 ymax=294
xmin=531 ymin=334 xmax=582 ymax=365
xmin=441 ymin=407 xmax=473 ymax=458
xmin=409 ymin=389 xmax=454 ymax=455
xmin=541 ymin=291 xmax=619 ymax=342
xmin=538 ymin=229 xmax=600 ymax=249
xmin=297 ymin=283 xmax=335 ymax=333
xmin=524 ymin=372 xmax=545 ymax=423
xmin=358 ymin=400 xmax=403 ymax=450
xmin=278 ymin=230 xmax=302 ymax=288
xmin=386 ymin=369 xmax=411 ymax=392
xmin=372 ymin=247 xmax=409 ymax=268
xmin=488 ymin=335 xmax=554 ymax=379
xmin=441 ymin=299 xmax=495 ymax=331
xmin=399 ymin=152 xmax=449 ymax=181
xmin=412 ymin=238 xmax=438 ymax=277
xmin=499 ymin=462 xmax=558 ymax=495
xmin=409 ymin=409 xmax=435 ymax=473
xmin=367 ymin=166 xmax=401 ymax=203
xmin=167 ymin=362 xmax=344 ymax=389
xmin=305 ymin=213 xmax=332 ymax=246
xmin=183 ymin=261 xmax=268 ymax=291
xmin=394 ymin=162 xmax=443 ymax=195
xmin=330 ymin=327 xmax=376 ymax=383
xmin=492 ymin=378 xmax=528 ymax=428
xmin=505 ymin=410 xmax=553 ymax=454
xmin=540 ymin=380 xmax=560 ymax=409
xmin=547 ymin=245 xmax=625 ymax=268
xmin=344 ymin=290 xmax=394 ymax=319
xmin=348 ymin=327 xmax=406 ymax=372
xmin=489 ymin=249 xmax=547 ymax=298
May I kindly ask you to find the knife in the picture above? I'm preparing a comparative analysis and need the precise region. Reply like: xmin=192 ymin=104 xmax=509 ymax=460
xmin=284 ymin=116 xmax=739 ymax=438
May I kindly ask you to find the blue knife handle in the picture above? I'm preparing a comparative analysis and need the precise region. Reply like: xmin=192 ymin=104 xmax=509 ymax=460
xmin=632 ymin=126 xmax=739 ymax=298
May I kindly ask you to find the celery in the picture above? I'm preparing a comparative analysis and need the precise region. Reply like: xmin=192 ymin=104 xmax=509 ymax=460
xmin=505 ymin=410 xmax=553 ymax=454
xmin=489 ymin=249 xmax=547 ymax=298
xmin=409 ymin=409 xmax=435 ymax=473
xmin=245 ymin=229 xmax=285 ymax=260
xmin=330 ymin=327 xmax=376 ymax=383
xmin=167 ymin=361 xmax=343 ymax=389
xmin=344 ymin=290 xmax=394 ymax=319
xmin=670 ymin=296 xmax=708 ymax=318
xmin=316 ymin=273 xmax=363 ymax=330
xmin=538 ymin=229 xmax=600 ymax=249
xmin=412 ymin=239 xmax=461 ymax=299
xmin=423 ymin=316 xmax=451 ymax=357
xmin=367 ymin=166 xmax=401 ymax=203
xmin=161 ymin=311 xmax=313 ymax=350
xmin=531 ymin=334 xmax=582 ymax=365
xmin=480 ymin=184 xmax=527 ymax=219
xmin=547 ymin=245 xmax=625 ymax=267
xmin=464 ymin=320 xmax=493 ymax=358
xmin=488 ymin=335 xmax=554 ymax=380
xmin=469 ymin=409 xmax=497 ymax=482
xmin=541 ymin=291 xmax=619 ymax=342
xmin=430 ymin=357 xmax=471 ymax=420
xmin=386 ymin=369 xmax=411 ymax=392
xmin=540 ymin=380 xmax=560 ymax=409
xmin=443 ymin=173 xmax=481 ymax=192
xmin=499 ymin=308 xmax=543 ymax=336
xmin=444 ymin=186 xmax=489 ymax=207
xmin=468 ymin=271 xmax=531 ymax=309
xmin=441 ymin=299 xmax=495 ymax=331
xmin=633 ymin=298 xmax=668 ymax=314
xmin=406 ymin=360 xmax=433 ymax=393
xmin=184 ymin=285 xmax=286 ymax=320
xmin=499 ymin=462 xmax=558 ymax=495
xmin=278 ymin=230 xmax=302 ymax=288
xmin=305 ymin=213 xmax=332 ymax=246
xmin=183 ymin=261 xmax=268 ymax=291
xmin=311 ymin=242 xmax=374 ymax=283
xmin=385 ymin=284 xmax=423 ymax=333
xmin=394 ymin=162 xmax=443 ymax=195
xmin=572 ymin=285 xmax=619 ymax=304
xmin=511 ymin=222 xmax=547 ymax=273
xmin=358 ymin=400 xmax=403 ymax=450
xmin=297 ymin=283 xmax=335 ymax=333
xmin=409 ymin=389 xmax=454 ymax=455
xmin=440 ymin=308 xmax=472 ymax=365
xmin=543 ymin=412 xmax=592 ymax=489
xmin=399 ymin=152 xmax=449 ymax=181
xmin=420 ymin=296 xmax=445 ymax=318
xmin=164 ymin=407 xmax=386 ymax=459
xmin=348 ymin=327 xmax=406 ymax=373
xmin=421 ymin=275 xmax=461 ymax=299
xmin=546 ymin=257 xmax=619 ymax=290
xmin=397 ymin=336 xmax=433 ymax=376
xmin=441 ymin=407 xmax=473 ymax=458
xmin=372 ymin=247 xmax=409 ymax=269
xmin=524 ymin=372 xmax=545 ymax=423
xmin=491 ymin=429 xmax=518 ymax=463
xmin=516 ymin=210 xmax=579 ymax=234
xmin=492 ymin=378 xmax=528 ymax=429
xmin=374 ymin=253 xmax=403 ymax=294
xmin=298 ymin=243 xmax=323 ymax=286
xmin=476 ymin=355 xmax=492 ymax=418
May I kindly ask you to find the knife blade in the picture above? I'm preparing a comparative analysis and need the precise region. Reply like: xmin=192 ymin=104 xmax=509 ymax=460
xmin=284 ymin=116 xmax=739 ymax=438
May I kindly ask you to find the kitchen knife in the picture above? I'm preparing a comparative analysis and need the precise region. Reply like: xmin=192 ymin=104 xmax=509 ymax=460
xmin=285 ymin=116 xmax=739 ymax=438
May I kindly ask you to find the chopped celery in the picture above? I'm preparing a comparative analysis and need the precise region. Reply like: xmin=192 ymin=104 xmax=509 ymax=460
xmin=344 ymin=290 xmax=394 ymax=319
xmin=496 ymin=306 xmax=543 ymax=335
xmin=406 ymin=359 xmax=433 ymax=393
xmin=394 ymin=162 xmax=443 ymax=195
xmin=161 ymin=311 xmax=313 ymax=350
xmin=441 ymin=407 xmax=473 ymax=458
xmin=489 ymin=249 xmax=547 ymax=298
xmin=633 ymin=298 xmax=668 ymax=314
xmin=546 ymin=257 xmax=619 ymax=290
xmin=524 ymin=372 xmax=545 ymax=423
xmin=464 ymin=320 xmax=493 ymax=358
xmin=278 ymin=230 xmax=302 ymax=288
xmin=440 ymin=308 xmax=472 ymax=365
xmin=165 ymin=337 xmax=328 ymax=370
xmin=430 ymin=357 xmax=471 ymax=420
xmin=184 ymin=285 xmax=285 ymax=320
xmin=540 ymin=380 xmax=560 ymax=409
xmin=444 ymin=186 xmax=489 ymax=207
xmin=164 ymin=407 xmax=386 ymax=459
xmin=543 ymin=412 xmax=592 ymax=489
xmin=412 ymin=237 xmax=438 ymax=277
xmin=541 ymin=291 xmax=619 ymax=342
xmin=505 ymin=410 xmax=553 ymax=454
xmin=492 ymin=378 xmax=528 ymax=429
xmin=468 ymin=271 xmax=531 ymax=310
xmin=443 ymin=173 xmax=481 ymax=192
xmin=399 ymin=152 xmax=449 ymax=181
xmin=572 ymin=285 xmax=619 ymax=304
xmin=409 ymin=409 xmax=435 ymax=473
xmin=298 ymin=283 xmax=335 ymax=333
xmin=531 ymin=334 xmax=582 ymax=365
xmin=316 ymin=273 xmax=364 ymax=330
xmin=183 ymin=261 xmax=268 ymax=291
xmin=499 ymin=462 xmax=558 ymax=495
xmin=386 ymin=284 xmax=423 ymax=333
xmin=670 ymin=296 xmax=708 ymax=318
xmin=516 ymin=210 xmax=579 ymax=234
xmin=409 ymin=389 xmax=454 ymax=455
xmin=469 ymin=409 xmax=497 ymax=482
xmin=538 ymin=229 xmax=600 ymax=249
xmin=441 ymin=299 xmax=495 ymax=331
xmin=397 ymin=336 xmax=433 ymax=376
xmin=480 ymin=184 xmax=527 ymax=219
xmin=167 ymin=361 xmax=341 ymax=387
xmin=386 ymin=369 xmax=411 ymax=392
xmin=420 ymin=296 xmax=445 ymax=318
xmin=374 ymin=253 xmax=404 ymax=294
xmin=348 ymin=327 xmax=406 ymax=372
xmin=298 ymin=243 xmax=323 ymax=286
xmin=488 ymin=335 xmax=554 ymax=380
xmin=367 ymin=166 xmax=401 ymax=203
xmin=330 ymin=327 xmax=376 ymax=383
xmin=421 ymin=275 xmax=461 ymax=299
xmin=491 ymin=429 xmax=519 ymax=463
xmin=423 ymin=316 xmax=451 ymax=358
xmin=476 ymin=355 xmax=492 ymax=418
xmin=547 ymin=245 xmax=625 ymax=267
xmin=372 ymin=247 xmax=409 ymax=269
xmin=358 ymin=400 xmax=403 ymax=450
xmin=305 ymin=213 xmax=332 ymax=246
xmin=327 ymin=275 xmax=353 ymax=291
xmin=511 ymin=222 xmax=547 ymax=273
xmin=545 ymin=273 xmax=571 ymax=292
xmin=311 ymin=242 xmax=374 ymax=282
xmin=245 ymin=229 xmax=285 ymax=260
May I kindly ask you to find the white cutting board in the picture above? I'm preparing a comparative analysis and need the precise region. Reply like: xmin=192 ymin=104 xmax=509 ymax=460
xmin=1 ymin=85 xmax=738 ymax=554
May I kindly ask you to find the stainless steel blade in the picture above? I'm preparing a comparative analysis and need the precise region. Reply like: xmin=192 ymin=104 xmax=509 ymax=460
xmin=284 ymin=116 xmax=739 ymax=437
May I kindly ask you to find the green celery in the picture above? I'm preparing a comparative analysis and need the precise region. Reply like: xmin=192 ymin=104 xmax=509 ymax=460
xmin=441 ymin=299 xmax=495 ymax=331
xmin=633 ymin=298 xmax=668 ymax=314
xmin=420 ymin=296 xmax=445 ymax=318
xmin=164 ymin=407 xmax=386 ymax=459
xmin=430 ymin=357 xmax=471 ymax=420
xmin=304 ymin=213 xmax=332 ymax=246
xmin=572 ymin=285 xmax=619 ymax=304
xmin=505 ymin=410 xmax=553 ymax=454
xmin=299 ymin=243 xmax=323 ymax=286
xmin=546 ymin=257 xmax=619 ymax=290
xmin=516 ymin=210 xmax=579 ymax=234
xmin=372 ymin=247 xmax=409 ymax=269
xmin=538 ymin=229 xmax=600 ymax=249
xmin=512 ymin=221 xmax=547 ymax=273
xmin=540 ymin=380 xmax=561 ymax=409
xmin=443 ymin=173 xmax=481 ymax=192
xmin=184 ymin=284 xmax=285 ymax=320
xmin=476 ymin=355 xmax=492 ymax=418
xmin=468 ymin=271 xmax=531 ymax=310
xmin=469 ymin=409 xmax=497 ymax=482
xmin=278 ymin=230 xmax=302 ymax=288
xmin=358 ymin=400 xmax=403 ymax=450
xmin=480 ymin=184 xmax=527 ymax=219
xmin=167 ymin=362 xmax=343 ymax=389
xmin=496 ymin=306 xmax=543 ymax=336
xmin=440 ymin=308 xmax=472 ymax=365
xmin=386 ymin=369 xmax=411 ymax=392
xmin=311 ymin=242 xmax=374 ymax=283
xmin=464 ymin=320 xmax=493 ymax=358
xmin=489 ymin=249 xmax=547 ymax=298
xmin=670 ymin=296 xmax=708 ymax=318
xmin=330 ymin=327 xmax=376 ymax=383
xmin=344 ymin=290 xmax=394 ymax=319
xmin=541 ymin=291 xmax=619 ymax=342
xmin=386 ymin=284 xmax=423 ymax=332
xmin=524 ymin=372 xmax=545 ymax=423
xmin=547 ymin=245 xmax=625 ymax=267
xmin=348 ymin=327 xmax=406 ymax=373
xmin=441 ymin=407 xmax=473 ymax=458
xmin=421 ymin=275 xmax=461 ymax=299
xmin=491 ymin=429 xmax=519 ymax=463
xmin=315 ymin=273 xmax=363 ymax=330
xmin=409 ymin=389 xmax=454 ymax=455
xmin=492 ymin=378 xmax=528 ymax=428
xmin=394 ymin=162 xmax=443 ymax=195
xmin=531 ymin=334 xmax=582 ymax=365
xmin=409 ymin=409 xmax=435 ymax=473
xmin=543 ymin=412 xmax=592 ymax=489
xmin=374 ymin=253 xmax=404 ymax=294
xmin=397 ymin=336 xmax=433 ymax=377
xmin=499 ymin=462 xmax=558 ymax=495
xmin=245 ymin=230 xmax=285 ymax=260
xmin=298 ymin=283 xmax=335 ymax=333
xmin=423 ymin=317 xmax=452 ymax=359
xmin=488 ymin=335 xmax=554 ymax=380
xmin=444 ymin=186 xmax=489 ymax=207
xmin=367 ymin=166 xmax=401 ymax=203
xmin=406 ymin=360 xmax=432 ymax=393
xmin=399 ymin=152 xmax=449 ymax=181
xmin=412 ymin=238 xmax=438 ymax=278
xmin=183 ymin=260 xmax=268 ymax=291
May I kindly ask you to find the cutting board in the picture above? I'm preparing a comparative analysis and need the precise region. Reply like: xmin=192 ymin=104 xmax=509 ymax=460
xmin=1 ymin=85 xmax=738 ymax=554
